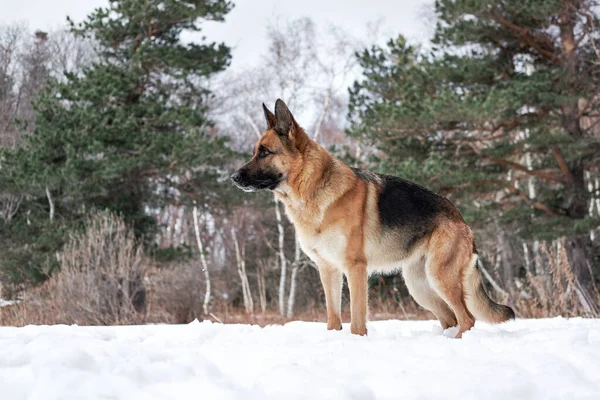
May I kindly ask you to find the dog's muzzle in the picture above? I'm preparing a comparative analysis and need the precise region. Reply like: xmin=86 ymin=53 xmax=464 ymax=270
xmin=231 ymin=170 xmax=256 ymax=192
xmin=230 ymin=168 xmax=280 ymax=192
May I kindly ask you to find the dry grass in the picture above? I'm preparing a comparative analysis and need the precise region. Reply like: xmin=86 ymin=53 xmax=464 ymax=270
xmin=508 ymin=239 xmax=599 ymax=318
xmin=2 ymin=235 xmax=597 ymax=327
xmin=196 ymin=304 xmax=432 ymax=327
xmin=145 ymin=261 xmax=205 ymax=324
xmin=1 ymin=212 xmax=148 ymax=326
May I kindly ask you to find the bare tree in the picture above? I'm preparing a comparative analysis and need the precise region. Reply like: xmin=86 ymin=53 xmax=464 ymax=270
xmin=231 ymin=226 xmax=253 ymax=314
xmin=17 ymin=30 xmax=51 ymax=129
xmin=47 ymin=29 xmax=95 ymax=77
xmin=274 ymin=200 xmax=288 ymax=316
xmin=256 ymin=260 xmax=267 ymax=313
xmin=0 ymin=23 xmax=28 ymax=147
xmin=0 ymin=24 xmax=94 ymax=145
xmin=193 ymin=205 xmax=211 ymax=315
xmin=286 ymin=235 xmax=302 ymax=317
xmin=0 ymin=24 xmax=94 ymax=226
xmin=212 ymin=17 xmax=361 ymax=152
xmin=0 ymin=24 xmax=32 ymax=224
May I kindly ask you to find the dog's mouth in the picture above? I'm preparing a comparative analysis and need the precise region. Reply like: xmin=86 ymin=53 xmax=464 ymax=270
xmin=233 ymin=182 xmax=259 ymax=192
xmin=231 ymin=178 xmax=279 ymax=192
xmin=231 ymin=167 xmax=284 ymax=192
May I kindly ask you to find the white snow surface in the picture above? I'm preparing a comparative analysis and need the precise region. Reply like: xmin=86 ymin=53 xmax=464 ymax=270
xmin=1 ymin=318 xmax=599 ymax=400
xmin=0 ymin=299 xmax=19 ymax=308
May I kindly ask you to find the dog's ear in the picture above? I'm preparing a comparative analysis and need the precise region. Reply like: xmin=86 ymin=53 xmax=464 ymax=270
xmin=262 ymin=103 xmax=276 ymax=129
xmin=274 ymin=99 xmax=307 ymax=149
xmin=274 ymin=99 xmax=295 ymax=136
xmin=276 ymin=98 xmax=305 ymax=135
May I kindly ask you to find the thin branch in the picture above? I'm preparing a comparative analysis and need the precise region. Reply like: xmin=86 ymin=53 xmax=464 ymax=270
xmin=244 ymin=114 xmax=262 ymax=139
xmin=551 ymin=145 xmax=575 ymax=185
xmin=505 ymin=186 xmax=566 ymax=217
xmin=312 ymin=89 xmax=332 ymax=142
xmin=492 ymin=156 xmax=565 ymax=183
xmin=45 ymin=186 xmax=54 ymax=222
xmin=209 ymin=313 xmax=223 ymax=324
xmin=468 ymin=142 xmax=565 ymax=183
xmin=478 ymin=257 xmax=509 ymax=297
xmin=231 ymin=226 xmax=253 ymax=314
xmin=491 ymin=13 xmax=561 ymax=64
xmin=581 ymin=10 xmax=600 ymax=61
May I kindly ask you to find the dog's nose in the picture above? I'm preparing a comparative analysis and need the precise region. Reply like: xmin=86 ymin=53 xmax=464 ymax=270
xmin=231 ymin=171 xmax=242 ymax=183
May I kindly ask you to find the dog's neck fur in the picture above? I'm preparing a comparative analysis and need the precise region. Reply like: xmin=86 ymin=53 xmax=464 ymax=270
xmin=273 ymin=138 xmax=356 ymax=227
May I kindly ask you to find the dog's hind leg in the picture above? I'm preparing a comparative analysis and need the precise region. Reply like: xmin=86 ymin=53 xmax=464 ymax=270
xmin=425 ymin=225 xmax=475 ymax=338
xmin=427 ymin=297 xmax=458 ymax=330
xmin=317 ymin=261 xmax=343 ymax=330
xmin=403 ymin=261 xmax=457 ymax=330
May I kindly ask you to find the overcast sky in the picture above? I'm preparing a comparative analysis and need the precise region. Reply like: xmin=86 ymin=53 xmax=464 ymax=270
xmin=2 ymin=0 xmax=435 ymax=70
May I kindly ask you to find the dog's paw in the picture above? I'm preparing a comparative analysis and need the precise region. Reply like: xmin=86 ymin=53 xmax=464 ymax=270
xmin=350 ymin=326 xmax=368 ymax=336
xmin=327 ymin=323 xmax=343 ymax=331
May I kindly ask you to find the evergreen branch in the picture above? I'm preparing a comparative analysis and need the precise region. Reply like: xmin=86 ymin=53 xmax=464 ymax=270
xmin=490 ymin=13 xmax=561 ymax=64
xmin=492 ymin=156 xmax=565 ymax=183
xmin=439 ymin=179 xmax=504 ymax=195
xmin=551 ymin=145 xmax=576 ymax=185
xmin=505 ymin=186 xmax=566 ymax=217
xmin=575 ymin=7 xmax=598 ymax=59
xmin=490 ymin=118 xmax=522 ymax=135
xmin=468 ymin=143 xmax=565 ymax=183
xmin=489 ymin=109 xmax=550 ymax=135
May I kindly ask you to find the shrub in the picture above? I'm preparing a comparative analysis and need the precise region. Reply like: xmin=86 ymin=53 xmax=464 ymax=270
xmin=45 ymin=211 xmax=148 ymax=325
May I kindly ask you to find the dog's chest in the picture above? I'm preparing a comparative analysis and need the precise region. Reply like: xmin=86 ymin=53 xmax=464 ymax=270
xmin=296 ymin=224 xmax=347 ymax=266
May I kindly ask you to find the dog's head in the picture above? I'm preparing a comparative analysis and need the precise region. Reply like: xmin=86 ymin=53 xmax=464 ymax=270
xmin=231 ymin=99 xmax=308 ymax=192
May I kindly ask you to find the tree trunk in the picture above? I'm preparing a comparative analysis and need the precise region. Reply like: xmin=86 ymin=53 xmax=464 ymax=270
xmin=497 ymin=231 xmax=515 ymax=297
xmin=286 ymin=235 xmax=301 ymax=318
xmin=555 ymin=13 xmax=593 ymax=289
xmin=232 ymin=227 xmax=253 ymax=314
xmin=564 ymin=234 xmax=593 ymax=288
xmin=595 ymin=178 xmax=600 ymax=216
xmin=275 ymin=198 xmax=287 ymax=316
xmin=558 ymin=158 xmax=589 ymax=220
xmin=193 ymin=205 xmax=210 ymax=316
xmin=558 ymin=12 xmax=589 ymax=219
xmin=257 ymin=260 xmax=267 ymax=314
xmin=522 ymin=241 xmax=531 ymax=274
xmin=45 ymin=186 xmax=54 ymax=222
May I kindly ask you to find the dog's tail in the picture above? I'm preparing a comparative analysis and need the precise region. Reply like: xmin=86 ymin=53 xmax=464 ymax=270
xmin=465 ymin=254 xmax=515 ymax=323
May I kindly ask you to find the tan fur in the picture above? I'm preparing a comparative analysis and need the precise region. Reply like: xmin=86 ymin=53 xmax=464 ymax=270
xmin=317 ymin=261 xmax=343 ymax=330
xmin=464 ymin=254 xmax=515 ymax=324
xmin=241 ymin=102 xmax=513 ymax=338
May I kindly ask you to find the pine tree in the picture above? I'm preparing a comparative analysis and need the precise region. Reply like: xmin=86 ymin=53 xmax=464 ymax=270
xmin=350 ymin=2 xmax=600 ymax=235
xmin=0 ymin=0 xmax=236 ymax=285
xmin=349 ymin=0 xmax=600 ymax=283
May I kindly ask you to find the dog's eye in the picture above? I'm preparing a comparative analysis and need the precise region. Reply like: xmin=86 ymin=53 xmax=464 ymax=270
xmin=258 ymin=148 xmax=271 ymax=159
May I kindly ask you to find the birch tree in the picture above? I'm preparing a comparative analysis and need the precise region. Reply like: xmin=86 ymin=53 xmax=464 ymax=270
xmin=193 ymin=205 xmax=211 ymax=316
xmin=231 ymin=226 xmax=253 ymax=314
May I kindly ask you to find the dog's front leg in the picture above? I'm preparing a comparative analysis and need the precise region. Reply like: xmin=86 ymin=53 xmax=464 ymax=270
xmin=317 ymin=262 xmax=343 ymax=330
xmin=347 ymin=262 xmax=368 ymax=336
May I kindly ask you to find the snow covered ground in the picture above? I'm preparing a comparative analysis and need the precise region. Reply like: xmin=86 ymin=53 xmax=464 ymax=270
xmin=0 ymin=299 xmax=18 ymax=307
xmin=1 ymin=318 xmax=599 ymax=400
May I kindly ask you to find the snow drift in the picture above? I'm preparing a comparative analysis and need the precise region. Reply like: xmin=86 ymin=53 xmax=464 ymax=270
xmin=1 ymin=318 xmax=599 ymax=399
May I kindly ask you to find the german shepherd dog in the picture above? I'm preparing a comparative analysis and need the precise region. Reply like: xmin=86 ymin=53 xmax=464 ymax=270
xmin=231 ymin=99 xmax=514 ymax=337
